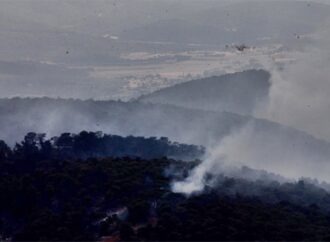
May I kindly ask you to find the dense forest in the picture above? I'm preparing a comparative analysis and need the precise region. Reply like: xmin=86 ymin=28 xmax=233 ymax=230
xmin=2 ymin=132 xmax=330 ymax=241
xmin=0 ymin=131 xmax=204 ymax=162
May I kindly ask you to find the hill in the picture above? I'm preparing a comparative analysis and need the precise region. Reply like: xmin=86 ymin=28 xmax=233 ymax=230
xmin=138 ymin=69 xmax=271 ymax=114
xmin=1 ymin=97 xmax=330 ymax=181
xmin=2 ymin=154 xmax=330 ymax=241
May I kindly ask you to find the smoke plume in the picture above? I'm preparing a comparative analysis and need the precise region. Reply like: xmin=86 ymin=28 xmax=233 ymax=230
xmin=173 ymin=18 xmax=330 ymax=195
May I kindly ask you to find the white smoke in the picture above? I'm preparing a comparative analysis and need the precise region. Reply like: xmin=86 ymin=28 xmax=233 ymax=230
xmin=257 ymin=17 xmax=330 ymax=140
xmin=172 ymin=18 xmax=330 ymax=195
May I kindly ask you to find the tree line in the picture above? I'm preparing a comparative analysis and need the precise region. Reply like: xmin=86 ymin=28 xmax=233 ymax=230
xmin=0 ymin=131 xmax=204 ymax=165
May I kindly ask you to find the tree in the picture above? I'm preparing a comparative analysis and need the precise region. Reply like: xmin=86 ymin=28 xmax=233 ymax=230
xmin=0 ymin=140 xmax=11 ymax=161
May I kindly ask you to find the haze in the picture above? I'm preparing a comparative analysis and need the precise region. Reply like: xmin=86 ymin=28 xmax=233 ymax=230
xmin=1 ymin=0 xmax=330 ymax=192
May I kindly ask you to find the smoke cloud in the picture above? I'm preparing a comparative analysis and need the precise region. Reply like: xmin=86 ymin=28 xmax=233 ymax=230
xmin=173 ymin=18 xmax=330 ymax=195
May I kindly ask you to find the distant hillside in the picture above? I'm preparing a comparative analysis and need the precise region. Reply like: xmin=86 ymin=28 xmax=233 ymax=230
xmin=138 ymin=69 xmax=271 ymax=114
xmin=0 ymin=97 xmax=245 ymax=146
xmin=2 ymin=97 xmax=330 ymax=182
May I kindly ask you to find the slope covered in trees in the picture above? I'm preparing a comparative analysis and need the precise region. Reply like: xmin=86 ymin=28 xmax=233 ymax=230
xmin=0 ymin=131 xmax=204 ymax=162
xmin=2 ymin=150 xmax=330 ymax=241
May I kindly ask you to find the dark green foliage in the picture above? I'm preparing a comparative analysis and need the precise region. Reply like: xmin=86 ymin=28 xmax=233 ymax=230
xmin=151 ymin=194 xmax=330 ymax=241
xmin=1 ymin=131 xmax=204 ymax=164
xmin=0 ymin=140 xmax=11 ymax=160
xmin=2 ymin=133 xmax=330 ymax=241
xmin=0 ymin=156 xmax=184 ymax=241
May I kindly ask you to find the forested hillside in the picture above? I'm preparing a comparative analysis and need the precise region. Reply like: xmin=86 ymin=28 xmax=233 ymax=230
xmin=0 ymin=131 xmax=204 ymax=162
xmin=2 ymin=146 xmax=330 ymax=241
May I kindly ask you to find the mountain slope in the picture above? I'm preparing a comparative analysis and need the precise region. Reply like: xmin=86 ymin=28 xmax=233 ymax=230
xmin=138 ymin=69 xmax=271 ymax=114
xmin=1 ymin=97 xmax=330 ymax=182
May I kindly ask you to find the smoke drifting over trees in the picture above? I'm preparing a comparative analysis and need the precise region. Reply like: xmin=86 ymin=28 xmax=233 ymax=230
xmin=1 ymin=0 xmax=330 ymax=240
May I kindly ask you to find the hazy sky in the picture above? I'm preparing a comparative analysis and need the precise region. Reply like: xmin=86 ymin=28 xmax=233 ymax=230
xmin=0 ymin=0 xmax=329 ymax=100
